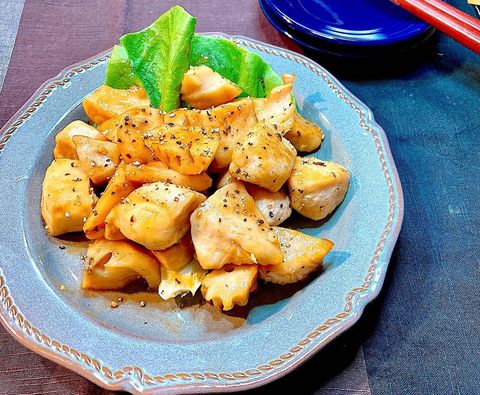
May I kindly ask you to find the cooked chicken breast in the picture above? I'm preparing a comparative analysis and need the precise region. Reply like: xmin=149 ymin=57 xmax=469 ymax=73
xmin=246 ymin=185 xmax=292 ymax=226
xmin=230 ymin=122 xmax=296 ymax=192
xmin=153 ymin=99 xmax=257 ymax=171
xmin=83 ymin=162 xmax=136 ymax=240
xmin=163 ymin=108 xmax=190 ymax=127
xmin=201 ymin=265 xmax=258 ymax=311
xmin=151 ymin=234 xmax=194 ymax=271
xmin=215 ymin=171 xmax=292 ymax=226
xmin=254 ymin=74 xmax=295 ymax=135
xmin=208 ymin=98 xmax=258 ymax=170
xmin=145 ymin=125 xmax=220 ymax=175
xmin=105 ymin=181 xmax=205 ymax=250
xmin=81 ymin=239 xmax=161 ymax=290
xmin=83 ymin=85 xmax=150 ymax=124
xmin=259 ymin=227 xmax=333 ymax=284
xmin=181 ymin=65 xmax=242 ymax=109
xmin=125 ymin=161 xmax=212 ymax=192
xmin=116 ymin=106 xmax=164 ymax=164
xmin=215 ymin=170 xmax=235 ymax=189
xmin=73 ymin=135 xmax=121 ymax=185
xmin=288 ymin=157 xmax=350 ymax=220
xmin=54 ymin=120 xmax=107 ymax=160
xmin=41 ymin=159 xmax=96 ymax=236
xmin=158 ymin=259 xmax=207 ymax=300
xmin=284 ymin=112 xmax=324 ymax=153
xmin=97 ymin=117 xmax=121 ymax=142
xmin=190 ymin=182 xmax=283 ymax=270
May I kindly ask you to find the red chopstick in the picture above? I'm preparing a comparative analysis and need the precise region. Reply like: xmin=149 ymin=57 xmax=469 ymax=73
xmin=393 ymin=0 xmax=480 ymax=53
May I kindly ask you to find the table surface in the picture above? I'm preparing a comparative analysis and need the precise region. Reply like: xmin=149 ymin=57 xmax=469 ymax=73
xmin=0 ymin=1 xmax=479 ymax=394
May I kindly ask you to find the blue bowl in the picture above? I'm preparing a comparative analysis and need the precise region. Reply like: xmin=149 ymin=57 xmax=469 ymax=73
xmin=260 ymin=0 xmax=435 ymax=56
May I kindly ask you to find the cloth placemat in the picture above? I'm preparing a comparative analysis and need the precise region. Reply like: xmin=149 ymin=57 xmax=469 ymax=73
xmin=0 ymin=1 xmax=478 ymax=394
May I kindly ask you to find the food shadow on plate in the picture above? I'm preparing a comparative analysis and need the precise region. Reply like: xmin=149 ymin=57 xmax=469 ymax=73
xmin=225 ymin=281 xmax=307 ymax=321
xmin=222 ymin=248 xmax=350 ymax=322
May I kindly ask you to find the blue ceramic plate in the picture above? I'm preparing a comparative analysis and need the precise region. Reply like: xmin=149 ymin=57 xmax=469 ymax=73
xmin=261 ymin=0 xmax=432 ymax=46
xmin=0 ymin=35 xmax=403 ymax=394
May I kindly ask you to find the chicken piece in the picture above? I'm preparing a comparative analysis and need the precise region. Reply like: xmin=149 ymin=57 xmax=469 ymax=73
xmin=288 ymin=157 xmax=350 ymax=220
xmin=83 ymin=162 xmax=136 ymax=239
xmin=145 ymin=125 xmax=220 ymax=175
xmin=259 ymin=227 xmax=333 ymax=284
xmin=215 ymin=172 xmax=291 ymax=226
xmin=82 ymin=85 xmax=150 ymax=124
xmin=104 ymin=221 xmax=127 ymax=241
xmin=201 ymin=265 xmax=258 ymax=311
xmin=116 ymin=106 xmax=164 ymax=164
xmin=284 ymin=112 xmax=324 ymax=153
xmin=41 ymin=159 xmax=96 ymax=236
xmin=152 ymin=234 xmax=194 ymax=271
xmin=125 ymin=161 xmax=212 ymax=192
xmin=73 ymin=135 xmax=121 ymax=185
xmin=215 ymin=170 xmax=235 ymax=189
xmin=105 ymin=182 xmax=205 ymax=250
xmin=254 ymin=74 xmax=295 ymax=135
xmin=181 ymin=65 xmax=242 ymax=109
xmin=164 ymin=108 xmax=190 ymax=127
xmin=230 ymin=122 xmax=296 ymax=192
xmin=81 ymin=239 xmax=161 ymax=290
xmin=246 ymin=185 xmax=292 ymax=226
xmin=171 ymin=99 xmax=257 ymax=172
xmin=54 ymin=121 xmax=107 ymax=160
xmin=158 ymin=259 xmax=207 ymax=300
xmin=190 ymin=182 xmax=283 ymax=270
xmin=208 ymin=99 xmax=258 ymax=170
xmin=97 ymin=116 xmax=120 ymax=142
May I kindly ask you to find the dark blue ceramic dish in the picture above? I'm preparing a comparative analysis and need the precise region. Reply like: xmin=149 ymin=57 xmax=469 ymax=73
xmin=0 ymin=35 xmax=403 ymax=393
xmin=260 ymin=0 xmax=435 ymax=56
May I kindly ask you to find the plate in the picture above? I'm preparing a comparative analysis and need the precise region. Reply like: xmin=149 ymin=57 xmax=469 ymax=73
xmin=0 ymin=34 xmax=403 ymax=394
xmin=260 ymin=0 xmax=432 ymax=47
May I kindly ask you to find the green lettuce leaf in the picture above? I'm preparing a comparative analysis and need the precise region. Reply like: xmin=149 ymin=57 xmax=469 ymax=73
xmin=105 ymin=45 xmax=139 ymax=89
xmin=104 ymin=6 xmax=283 ymax=107
xmin=189 ymin=35 xmax=282 ymax=97
xmin=263 ymin=64 xmax=284 ymax=95
xmin=119 ymin=6 xmax=196 ymax=111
